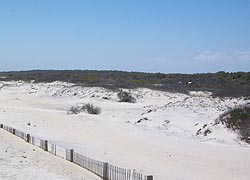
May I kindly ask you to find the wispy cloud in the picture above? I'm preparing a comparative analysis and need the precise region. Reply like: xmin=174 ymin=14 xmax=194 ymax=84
xmin=195 ymin=50 xmax=250 ymax=63
xmin=194 ymin=51 xmax=227 ymax=63
xmin=236 ymin=50 xmax=250 ymax=62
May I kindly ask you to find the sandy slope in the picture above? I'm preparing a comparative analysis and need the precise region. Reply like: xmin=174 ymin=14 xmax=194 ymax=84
xmin=0 ymin=81 xmax=250 ymax=180
xmin=0 ymin=129 xmax=100 ymax=180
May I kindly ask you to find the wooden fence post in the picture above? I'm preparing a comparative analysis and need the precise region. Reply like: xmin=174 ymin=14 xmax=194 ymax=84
xmin=147 ymin=175 xmax=153 ymax=180
xmin=26 ymin=134 xmax=30 ymax=143
xmin=44 ymin=140 xmax=48 ymax=151
xmin=70 ymin=149 xmax=74 ymax=162
xmin=12 ymin=128 xmax=16 ymax=135
xmin=103 ymin=162 xmax=109 ymax=180
xmin=0 ymin=124 xmax=3 ymax=128
xmin=66 ymin=149 xmax=74 ymax=162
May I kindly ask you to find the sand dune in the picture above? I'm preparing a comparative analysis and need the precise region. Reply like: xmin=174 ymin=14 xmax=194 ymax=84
xmin=0 ymin=81 xmax=250 ymax=180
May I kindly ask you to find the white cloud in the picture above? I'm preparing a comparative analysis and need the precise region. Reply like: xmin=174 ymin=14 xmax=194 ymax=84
xmin=194 ymin=51 xmax=227 ymax=63
xmin=236 ymin=50 xmax=250 ymax=61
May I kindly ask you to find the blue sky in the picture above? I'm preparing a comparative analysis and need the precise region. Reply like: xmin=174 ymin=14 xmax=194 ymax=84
xmin=1 ymin=0 xmax=250 ymax=73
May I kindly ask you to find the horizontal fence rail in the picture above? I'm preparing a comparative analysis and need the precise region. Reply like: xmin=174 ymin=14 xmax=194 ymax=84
xmin=0 ymin=124 xmax=153 ymax=180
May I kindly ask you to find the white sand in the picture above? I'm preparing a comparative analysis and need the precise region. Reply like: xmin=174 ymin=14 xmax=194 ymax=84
xmin=0 ymin=128 xmax=100 ymax=180
xmin=0 ymin=81 xmax=250 ymax=180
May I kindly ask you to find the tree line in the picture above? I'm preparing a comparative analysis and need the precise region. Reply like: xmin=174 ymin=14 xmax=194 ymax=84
xmin=1 ymin=70 xmax=250 ymax=97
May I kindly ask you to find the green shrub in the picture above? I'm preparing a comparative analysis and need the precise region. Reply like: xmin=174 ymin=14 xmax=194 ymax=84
xmin=217 ymin=105 xmax=250 ymax=143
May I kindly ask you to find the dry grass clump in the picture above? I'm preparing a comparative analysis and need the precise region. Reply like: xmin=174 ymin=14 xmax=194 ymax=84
xmin=68 ymin=103 xmax=101 ymax=115
xmin=83 ymin=103 xmax=101 ymax=115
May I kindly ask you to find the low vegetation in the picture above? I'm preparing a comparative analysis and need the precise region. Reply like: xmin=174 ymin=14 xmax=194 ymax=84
xmin=68 ymin=103 xmax=101 ymax=115
xmin=84 ymin=103 xmax=101 ymax=115
xmin=68 ymin=106 xmax=81 ymax=114
xmin=1 ymin=70 xmax=250 ymax=97
xmin=117 ymin=91 xmax=136 ymax=103
xmin=216 ymin=105 xmax=250 ymax=143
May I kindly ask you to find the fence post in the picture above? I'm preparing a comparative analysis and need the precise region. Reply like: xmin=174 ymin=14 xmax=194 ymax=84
xmin=12 ymin=128 xmax=16 ymax=135
xmin=147 ymin=175 xmax=153 ymax=180
xmin=70 ymin=149 xmax=74 ymax=162
xmin=66 ymin=149 xmax=74 ymax=162
xmin=44 ymin=140 xmax=48 ymax=151
xmin=26 ymin=134 xmax=30 ymax=143
xmin=103 ymin=162 xmax=109 ymax=180
xmin=0 ymin=124 xmax=3 ymax=128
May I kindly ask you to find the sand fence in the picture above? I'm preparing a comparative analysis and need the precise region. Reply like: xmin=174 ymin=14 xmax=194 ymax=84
xmin=0 ymin=124 xmax=153 ymax=180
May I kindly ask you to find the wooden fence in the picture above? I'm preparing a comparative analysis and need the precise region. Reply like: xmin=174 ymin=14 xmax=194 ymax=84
xmin=0 ymin=124 xmax=153 ymax=180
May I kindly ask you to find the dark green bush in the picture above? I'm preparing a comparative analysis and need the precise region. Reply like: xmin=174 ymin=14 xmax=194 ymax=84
xmin=218 ymin=105 xmax=250 ymax=143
